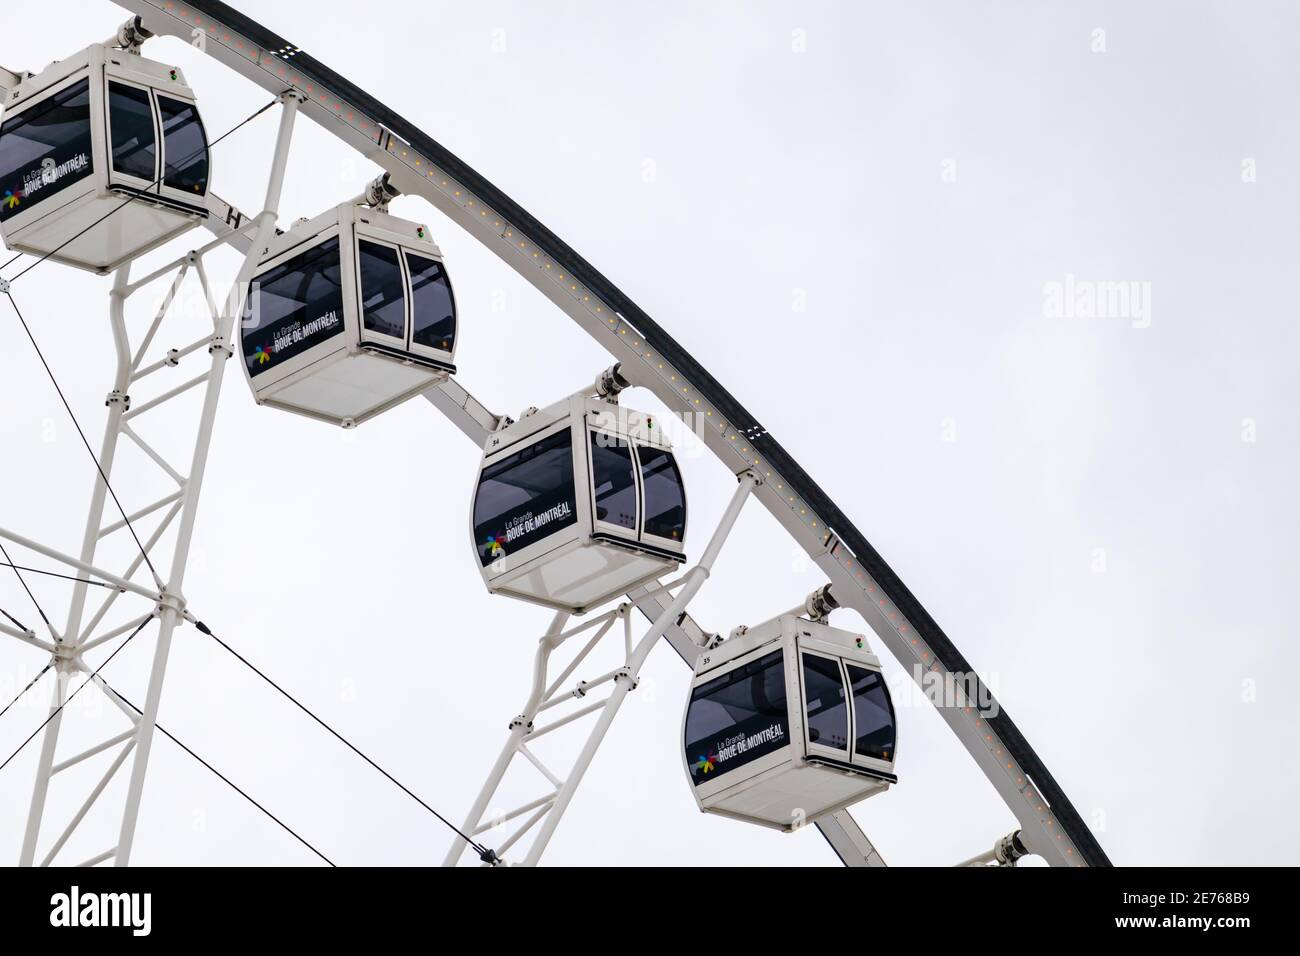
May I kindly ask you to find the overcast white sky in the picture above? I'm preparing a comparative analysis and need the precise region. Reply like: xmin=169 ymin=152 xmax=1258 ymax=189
xmin=0 ymin=0 xmax=1296 ymax=867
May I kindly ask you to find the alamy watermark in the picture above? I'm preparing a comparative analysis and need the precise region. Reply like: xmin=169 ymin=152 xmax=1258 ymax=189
xmin=50 ymin=886 xmax=151 ymax=936
xmin=893 ymin=666 xmax=1000 ymax=716
xmin=1043 ymin=274 xmax=1151 ymax=329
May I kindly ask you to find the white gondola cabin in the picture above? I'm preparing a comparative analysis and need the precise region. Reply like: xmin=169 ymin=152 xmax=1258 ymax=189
xmin=682 ymin=615 xmax=896 ymax=830
xmin=0 ymin=44 xmax=210 ymax=272
xmin=471 ymin=394 xmax=687 ymax=613
xmin=239 ymin=203 xmax=457 ymax=427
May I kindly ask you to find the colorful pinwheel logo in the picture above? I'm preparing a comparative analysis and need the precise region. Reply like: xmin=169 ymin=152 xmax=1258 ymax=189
xmin=254 ymin=346 xmax=273 ymax=365
xmin=3 ymin=189 xmax=21 ymax=210
xmin=485 ymin=535 xmax=506 ymax=559
xmin=693 ymin=751 xmax=718 ymax=776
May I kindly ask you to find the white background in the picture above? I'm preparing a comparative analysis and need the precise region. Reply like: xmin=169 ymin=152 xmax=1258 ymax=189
xmin=1 ymin=0 xmax=1295 ymax=866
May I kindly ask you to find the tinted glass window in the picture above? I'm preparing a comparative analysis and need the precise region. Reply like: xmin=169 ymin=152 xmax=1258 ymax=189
xmin=0 ymin=78 xmax=94 ymax=223
xmin=158 ymin=95 xmax=208 ymax=195
xmin=407 ymin=252 xmax=455 ymax=353
xmin=473 ymin=429 xmax=578 ymax=567
xmin=242 ymin=237 xmax=346 ymax=378
xmin=638 ymin=445 xmax=685 ymax=542
xmin=847 ymin=665 xmax=895 ymax=762
xmin=590 ymin=434 xmax=637 ymax=530
xmin=802 ymin=654 xmax=849 ymax=752
xmin=358 ymin=240 xmax=406 ymax=340
xmin=685 ymin=651 xmax=789 ymax=786
xmin=108 ymin=83 xmax=156 ymax=182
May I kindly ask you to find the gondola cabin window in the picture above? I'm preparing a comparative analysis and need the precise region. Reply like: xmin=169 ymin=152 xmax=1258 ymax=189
xmin=638 ymin=445 xmax=686 ymax=542
xmin=848 ymin=665 xmax=895 ymax=762
xmin=684 ymin=651 xmax=788 ymax=786
xmin=242 ymin=238 xmax=346 ymax=379
xmin=158 ymin=96 xmax=209 ymax=194
xmin=590 ymin=434 xmax=637 ymax=531
xmin=107 ymin=82 xmax=156 ymax=182
xmin=0 ymin=80 xmax=94 ymax=225
xmin=358 ymin=240 xmax=407 ymax=341
xmin=802 ymin=653 xmax=850 ymax=753
xmin=473 ymin=429 xmax=578 ymax=567
xmin=409 ymin=254 xmax=456 ymax=352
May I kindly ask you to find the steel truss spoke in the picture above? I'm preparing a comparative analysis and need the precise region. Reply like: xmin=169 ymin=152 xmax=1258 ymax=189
xmin=516 ymin=744 xmax=562 ymax=789
xmin=76 ymin=849 xmax=117 ymax=868
xmin=52 ymin=730 xmax=138 ymax=776
xmin=0 ymin=622 xmax=56 ymax=655
xmin=447 ymin=476 xmax=754 ymax=866
xmin=40 ymin=739 xmax=136 ymax=867
xmin=530 ymin=700 xmax=608 ymax=739
xmin=491 ymin=804 xmax=552 ymax=861
xmin=119 ymin=426 xmax=186 ymax=487
xmin=133 ymin=335 xmax=211 ymax=381
xmin=98 ymin=491 xmax=184 ymax=541
xmin=78 ymin=502 xmax=182 ymax=646
xmin=129 ymin=264 xmax=187 ymax=371
xmin=80 ymin=614 xmax=155 ymax=655
xmin=474 ymin=793 xmax=557 ymax=837
xmin=123 ymin=372 xmax=212 ymax=421
xmin=0 ymin=528 xmax=158 ymax=602
xmin=13 ymin=90 xmax=305 ymax=868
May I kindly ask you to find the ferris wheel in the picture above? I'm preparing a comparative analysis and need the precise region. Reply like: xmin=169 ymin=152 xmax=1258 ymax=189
xmin=0 ymin=1 xmax=1111 ymax=868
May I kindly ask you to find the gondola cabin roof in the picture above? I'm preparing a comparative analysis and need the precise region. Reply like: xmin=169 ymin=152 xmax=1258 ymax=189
xmin=472 ymin=393 xmax=687 ymax=614
xmin=0 ymin=44 xmax=210 ymax=272
xmin=239 ymin=202 xmax=457 ymax=428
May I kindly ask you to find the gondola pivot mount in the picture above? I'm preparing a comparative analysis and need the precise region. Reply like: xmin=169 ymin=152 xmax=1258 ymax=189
xmin=361 ymin=172 xmax=401 ymax=212
xmin=804 ymin=584 xmax=839 ymax=623
xmin=112 ymin=17 xmax=154 ymax=54
xmin=594 ymin=363 xmax=630 ymax=401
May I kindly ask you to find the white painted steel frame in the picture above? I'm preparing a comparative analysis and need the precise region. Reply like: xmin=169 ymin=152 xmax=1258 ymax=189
xmin=1 ymin=0 xmax=1100 ymax=866
xmin=8 ymin=91 xmax=302 ymax=867
xmin=109 ymin=0 xmax=1065 ymax=866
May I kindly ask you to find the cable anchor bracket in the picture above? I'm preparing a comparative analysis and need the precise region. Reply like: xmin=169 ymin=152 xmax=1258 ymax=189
xmin=208 ymin=335 xmax=233 ymax=359
xmin=155 ymin=591 xmax=187 ymax=622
